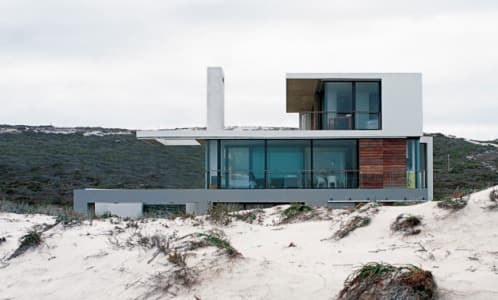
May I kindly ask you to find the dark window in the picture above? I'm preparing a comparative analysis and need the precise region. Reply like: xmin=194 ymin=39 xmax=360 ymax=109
xmin=321 ymin=81 xmax=381 ymax=130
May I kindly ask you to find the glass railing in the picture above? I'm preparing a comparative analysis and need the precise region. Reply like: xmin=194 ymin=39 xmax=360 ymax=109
xmin=207 ymin=169 xmax=426 ymax=189
xmin=299 ymin=111 xmax=381 ymax=130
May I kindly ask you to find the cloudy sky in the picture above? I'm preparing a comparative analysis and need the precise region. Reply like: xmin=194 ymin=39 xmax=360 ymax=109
xmin=1 ymin=0 xmax=497 ymax=140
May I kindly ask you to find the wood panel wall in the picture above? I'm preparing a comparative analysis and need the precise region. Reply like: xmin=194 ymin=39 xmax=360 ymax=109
xmin=359 ymin=139 xmax=406 ymax=188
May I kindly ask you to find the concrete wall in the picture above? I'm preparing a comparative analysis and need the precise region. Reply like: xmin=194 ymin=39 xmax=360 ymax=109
xmin=94 ymin=202 xmax=143 ymax=218
xmin=74 ymin=188 xmax=429 ymax=215
xmin=207 ymin=67 xmax=224 ymax=131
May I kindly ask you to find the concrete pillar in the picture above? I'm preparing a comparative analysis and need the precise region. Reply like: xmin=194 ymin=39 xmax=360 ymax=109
xmin=207 ymin=67 xmax=224 ymax=131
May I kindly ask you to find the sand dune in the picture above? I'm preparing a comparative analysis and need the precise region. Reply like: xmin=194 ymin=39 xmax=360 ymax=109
xmin=1 ymin=187 xmax=498 ymax=300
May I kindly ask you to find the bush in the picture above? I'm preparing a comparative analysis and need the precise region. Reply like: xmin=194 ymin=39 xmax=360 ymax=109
xmin=9 ymin=230 xmax=43 ymax=259
xmin=436 ymin=198 xmax=467 ymax=211
xmin=338 ymin=263 xmax=437 ymax=300
xmin=0 ymin=236 xmax=6 ymax=245
xmin=391 ymin=214 xmax=422 ymax=235
xmin=334 ymin=216 xmax=371 ymax=240
xmin=281 ymin=203 xmax=313 ymax=223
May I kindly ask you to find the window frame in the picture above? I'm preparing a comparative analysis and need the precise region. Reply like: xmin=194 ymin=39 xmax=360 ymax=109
xmin=321 ymin=80 xmax=382 ymax=130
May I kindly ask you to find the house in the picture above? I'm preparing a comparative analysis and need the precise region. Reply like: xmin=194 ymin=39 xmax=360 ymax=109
xmin=74 ymin=67 xmax=432 ymax=216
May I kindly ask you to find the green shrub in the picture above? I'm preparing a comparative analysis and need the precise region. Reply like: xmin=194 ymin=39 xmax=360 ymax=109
xmin=281 ymin=203 xmax=312 ymax=223
xmin=196 ymin=232 xmax=241 ymax=258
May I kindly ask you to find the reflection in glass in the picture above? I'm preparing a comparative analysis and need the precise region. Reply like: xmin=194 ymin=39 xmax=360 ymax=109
xmin=312 ymin=140 xmax=358 ymax=188
xmin=267 ymin=140 xmax=311 ymax=188
xmin=220 ymin=140 xmax=265 ymax=189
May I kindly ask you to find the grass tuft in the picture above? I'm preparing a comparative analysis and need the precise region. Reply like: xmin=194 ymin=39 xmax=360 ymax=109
xmin=196 ymin=231 xmax=241 ymax=258
xmin=437 ymin=198 xmax=467 ymax=211
xmin=338 ymin=262 xmax=437 ymax=300
xmin=280 ymin=203 xmax=313 ymax=223
xmin=333 ymin=216 xmax=371 ymax=240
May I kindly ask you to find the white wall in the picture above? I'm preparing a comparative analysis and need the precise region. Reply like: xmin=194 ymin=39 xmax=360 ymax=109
xmin=95 ymin=202 xmax=143 ymax=218
xmin=207 ymin=67 xmax=224 ymax=131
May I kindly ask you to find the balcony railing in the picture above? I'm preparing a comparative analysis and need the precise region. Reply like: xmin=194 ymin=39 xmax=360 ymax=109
xmin=206 ymin=169 xmax=425 ymax=189
xmin=299 ymin=111 xmax=381 ymax=130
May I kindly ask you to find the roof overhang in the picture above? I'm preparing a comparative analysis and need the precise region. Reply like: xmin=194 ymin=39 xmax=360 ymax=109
xmin=286 ymin=78 xmax=321 ymax=113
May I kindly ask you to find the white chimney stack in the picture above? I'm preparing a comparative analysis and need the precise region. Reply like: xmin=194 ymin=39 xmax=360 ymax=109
xmin=206 ymin=67 xmax=224 ymax=131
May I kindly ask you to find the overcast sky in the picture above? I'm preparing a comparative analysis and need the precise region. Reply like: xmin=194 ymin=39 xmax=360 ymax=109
xmin=1 ymin=0 xmax=497 ymax=140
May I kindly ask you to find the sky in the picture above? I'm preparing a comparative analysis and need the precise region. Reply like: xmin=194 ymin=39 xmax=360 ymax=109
xmin=1 ymin=0 xmax=497 ymax=140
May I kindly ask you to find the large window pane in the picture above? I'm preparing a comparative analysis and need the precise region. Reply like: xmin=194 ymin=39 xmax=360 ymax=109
xmin=313 ymin=140 xmax=358 ymax=188
xmin=267 ymin=140 xmax=311 ymax=188
xmin=220 ymin=140 xmax=265 ymax=189
xmin=323 ymin=82 xmax=353 ymax=129
xmin=355 ymin=82 xmax=380 ymax=129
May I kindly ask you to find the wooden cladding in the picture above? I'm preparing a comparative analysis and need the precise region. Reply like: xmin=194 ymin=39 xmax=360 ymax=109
xmin=359 ymin=139 xmax=406 ymax=188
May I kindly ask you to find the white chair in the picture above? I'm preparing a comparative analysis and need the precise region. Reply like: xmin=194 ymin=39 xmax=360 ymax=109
xmin=315 ymin=176 xmax=327 ymax=188
xmin=327 ymin=175 xmax=337 ymax=188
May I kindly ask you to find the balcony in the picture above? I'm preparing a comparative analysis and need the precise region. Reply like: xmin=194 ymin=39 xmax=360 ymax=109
xmin=207 ymin=169 xmax=425 ymax=189
xmin=299 ymin=111 xmax=381 ymax=130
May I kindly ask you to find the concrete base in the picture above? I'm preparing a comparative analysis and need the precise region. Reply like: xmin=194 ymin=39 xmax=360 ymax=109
xmin=74 ymin=188 xmax=429 ymax=215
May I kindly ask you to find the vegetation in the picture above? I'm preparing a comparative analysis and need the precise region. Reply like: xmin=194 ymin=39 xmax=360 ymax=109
xmin=9 ymin=230 xmax=43 ymax=259
xmin=196 ymin=232 xmax=241 ymax=258
xmin=0 ymin=126 xmax=203 ymax=207
xmin=334 ymin=216 xmax=371 ymax=240
xmin=436 ymin=198 xmax=467 ymax=211
xmin=338 ymin=263 xmax=437 ymax=300
xmin=207 ymin=204 xmax=237 ymax=226
xmin=490 ymin=189 xmax=498 ymax=202
xmin=391 ymin=214 xmax=422 ymax=235
xmin=0 ymin=236 xmax=6 ymax=245
xmin=280 ymin=203 xmax=313 ymax=223
xmin=431 ymin=133 xmax=497 ymax=200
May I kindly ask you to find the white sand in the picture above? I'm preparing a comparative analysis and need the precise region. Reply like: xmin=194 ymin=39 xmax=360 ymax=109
xmin=1 ymin=186 xmax=498 ymax=300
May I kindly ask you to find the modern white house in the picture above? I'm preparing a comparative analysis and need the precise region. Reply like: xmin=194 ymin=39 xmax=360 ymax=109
xmin=74 ymin=67 xmax=433 ymax=216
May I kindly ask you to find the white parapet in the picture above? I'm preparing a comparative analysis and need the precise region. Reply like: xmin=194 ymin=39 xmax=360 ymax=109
xmin=95 ymin=202 xmax=143 ymax=218
xmin=207 ymin=67 xmax=225 ymax=131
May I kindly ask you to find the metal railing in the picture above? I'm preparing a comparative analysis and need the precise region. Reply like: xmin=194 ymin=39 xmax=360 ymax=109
xmin=206 ymin=169 xmax=426 ymax=189
xmin=299 ymin=111 xmax=381 ymax=130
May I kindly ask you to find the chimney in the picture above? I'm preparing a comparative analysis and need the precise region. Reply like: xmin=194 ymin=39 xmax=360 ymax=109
xmin=206 ymin=67 xmax=224 ymax=131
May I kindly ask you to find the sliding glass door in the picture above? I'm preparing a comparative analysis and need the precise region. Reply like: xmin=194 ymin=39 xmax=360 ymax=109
xmin=220 ymin=140 xmax=265 ymax=189
xmin=312 ymin=140 xmax=358 ymax=188
xmin=266 ymin=140 xmax=311 ymax=188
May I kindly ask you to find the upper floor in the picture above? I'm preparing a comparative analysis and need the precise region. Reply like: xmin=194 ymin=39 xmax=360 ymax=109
xmin=287 ymin=73 xmax=422 ymax=136
xmin=137 ymin=68 xmax=423 ymax=142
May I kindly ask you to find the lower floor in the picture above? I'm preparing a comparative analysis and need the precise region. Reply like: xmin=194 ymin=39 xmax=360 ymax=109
xmin=74 ymin=188 xmax=430 ymax=216
xmin=206 ymin=136 xmax=433 ymax=192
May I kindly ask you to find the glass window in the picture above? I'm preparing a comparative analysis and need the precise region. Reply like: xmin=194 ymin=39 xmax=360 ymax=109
xmin=323 ymin=82 xmax=353 ymax=129
xmin=220 ymin=140 xmax=265 ymax=189
xmin=312 ymin=140 xmax=358 ymax=188
xmin=406 ymin=139 xmax=420 ymax=188
xmin=355 ymin=82 xmax=380 ymax=129
xmin=267 ymin=140 xmax=311 ymax=188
